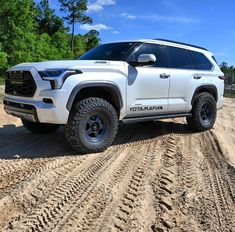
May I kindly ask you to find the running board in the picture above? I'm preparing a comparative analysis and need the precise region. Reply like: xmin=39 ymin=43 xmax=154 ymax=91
xmin=122 ymin=113 xmax=192 ymax=124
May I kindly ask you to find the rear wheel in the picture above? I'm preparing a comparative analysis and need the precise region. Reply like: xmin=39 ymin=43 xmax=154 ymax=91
xmin=65 ymin=97 xmax=118 ymax=153
xmin=186 ymin=92 xmax=217 ymax=132
xmin=22 ymin=119 xmax=60 ymax=134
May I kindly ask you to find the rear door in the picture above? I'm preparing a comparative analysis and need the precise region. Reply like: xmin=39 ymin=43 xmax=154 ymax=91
xmin=166 ymin=46 xmax=215 ymax=113
xmin=165 ymin=46 xmax=198 ymax=113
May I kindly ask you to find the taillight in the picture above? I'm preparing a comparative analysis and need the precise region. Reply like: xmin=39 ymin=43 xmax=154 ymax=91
xmin=219 ymin=76 xmax=226 ymax=80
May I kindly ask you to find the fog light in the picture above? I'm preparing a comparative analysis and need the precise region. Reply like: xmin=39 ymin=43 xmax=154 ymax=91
xmin=43 ymin=98 xmax=53 ymax=104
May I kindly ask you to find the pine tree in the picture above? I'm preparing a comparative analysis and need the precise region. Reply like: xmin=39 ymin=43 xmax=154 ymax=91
xmin=59 ymin=0 xmax=92 ymax=53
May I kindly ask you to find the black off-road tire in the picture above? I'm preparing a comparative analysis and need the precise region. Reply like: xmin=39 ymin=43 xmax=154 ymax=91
xmin=65 ymin=97 xmax=118 ymax=153
xmin=186 ymin=92 xmax=217 ymax=132
xmin=22 ymin=119 xmax=60 ymax=134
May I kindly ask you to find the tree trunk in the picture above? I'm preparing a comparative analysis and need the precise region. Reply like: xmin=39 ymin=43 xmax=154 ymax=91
xmin=71 ymin=20 xmax=75 ymax=53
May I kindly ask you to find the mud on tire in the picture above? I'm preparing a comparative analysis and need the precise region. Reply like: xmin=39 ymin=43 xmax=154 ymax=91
xmin=186 ymin=92 xmax=217 ymax=132
xmin=65 ymin=97 xmax=118 ymax=153
xmin=22 ymin=119 xmax=60 ymax=134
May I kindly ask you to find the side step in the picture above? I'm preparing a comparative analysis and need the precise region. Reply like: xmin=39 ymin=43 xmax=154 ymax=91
xmin=122 ymin=113 xmax=192 ymax=124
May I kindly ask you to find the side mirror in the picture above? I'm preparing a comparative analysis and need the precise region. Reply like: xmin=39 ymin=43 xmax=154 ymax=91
xmin=137 ymin=54 xmax=156 ymax=66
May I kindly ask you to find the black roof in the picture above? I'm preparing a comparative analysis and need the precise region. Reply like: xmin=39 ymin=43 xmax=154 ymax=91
xmin=154 ymin=39 xmax=208 ymax=51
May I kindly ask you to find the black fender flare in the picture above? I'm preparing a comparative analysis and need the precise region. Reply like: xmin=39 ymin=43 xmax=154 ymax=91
xmin=66 ymin=82 xmax=123 ymax=111
xmin=191 ymin=85 xmax=218 ymax=105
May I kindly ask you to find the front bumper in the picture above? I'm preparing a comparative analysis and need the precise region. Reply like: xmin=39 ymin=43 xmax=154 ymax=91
xmin=4 ymin=100 xmax=39 ymax=122
xmin=3 ymin=66 xmax=73 ymax=124
xmin=3 ymin=94 xmax=69 ymax=124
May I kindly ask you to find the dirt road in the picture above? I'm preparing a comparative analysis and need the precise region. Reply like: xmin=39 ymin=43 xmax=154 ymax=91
xmin=0 ymin=99 xmax=235 ymax=231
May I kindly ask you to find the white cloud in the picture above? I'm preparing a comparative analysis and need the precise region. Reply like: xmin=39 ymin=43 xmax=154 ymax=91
xmin=120 ymin=13 xmax=196 ymax=23
xmin=96 ymin=0 xmax=115 ymax=4
xmin=121 ymin=13 xmax=136 ymax=19
xmin=112 ymin=30 xmax=119 ymax=34
xmin=87 ymin=4 xmax=103 ymax=12
xmin=141 ymin=15 xmax=200 ymax=24
xmin=88 ymin=0 xmax=116 ymax=12
xmin=80 ymin=23 xmax=113 ymax=31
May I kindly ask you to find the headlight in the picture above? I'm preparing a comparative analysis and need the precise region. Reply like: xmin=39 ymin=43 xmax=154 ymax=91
xmin=38 ymin=69 xmax=82 ymax=89
xmin=38 ymin=69 xmax=66 ymax=78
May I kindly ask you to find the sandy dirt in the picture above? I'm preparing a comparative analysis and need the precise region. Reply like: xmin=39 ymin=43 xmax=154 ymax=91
xmin=0 ymin=97 xmax=235 ymax=232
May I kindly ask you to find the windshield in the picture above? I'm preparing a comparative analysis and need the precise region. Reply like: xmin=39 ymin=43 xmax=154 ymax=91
xmin=79 ymin=42 xmax=136 ymax=61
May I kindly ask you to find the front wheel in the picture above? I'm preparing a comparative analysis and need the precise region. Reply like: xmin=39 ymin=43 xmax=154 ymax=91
xmin=186 ymin=92 xmax=217 ymax=132
xmin=22 ymin=120 xmax=60 ymax=134
xmin=65 ymin=97 xmax=118 ymax=153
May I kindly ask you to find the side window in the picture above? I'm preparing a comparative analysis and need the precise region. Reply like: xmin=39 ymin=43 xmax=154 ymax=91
xmin=166 ymin=46 xmax=194 ymax=69
xmin=189 ymin=50 xmax=213 ymax=70
xmin=128 ymin=43 xmax=168 ymax=68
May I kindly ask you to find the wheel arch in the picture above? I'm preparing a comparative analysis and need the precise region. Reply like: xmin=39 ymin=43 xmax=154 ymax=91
xmin=66 ymin=82 xmax=123 ymax=115
xmin=191 ymin=85 xmax=218 ymax=106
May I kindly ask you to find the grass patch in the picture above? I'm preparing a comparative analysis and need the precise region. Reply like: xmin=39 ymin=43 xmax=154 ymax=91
xmin=224 ymin=93 xmax=235 ymax=98
xmin=0 ymin=76 xmax=5 ymax=85
xmin=0 ymin=93 xmax=4 ymax=103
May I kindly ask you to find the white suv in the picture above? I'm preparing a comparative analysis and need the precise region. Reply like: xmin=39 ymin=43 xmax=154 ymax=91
xmin=3 ymin=39 xmax=225 ymax=153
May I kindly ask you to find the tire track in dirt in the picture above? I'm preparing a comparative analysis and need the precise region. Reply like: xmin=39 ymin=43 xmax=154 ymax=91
xmin=2 ymin=147 xmax=126 ymax=231
xmin=0 ymin=155 xmax=89 ymax=229
xmin=151 ymin=136 xmax=180 ymax=231
xmin=103 ymin=141 xmax=158 ymax=232
xmin=175 ymin=134 xmax=215 ymax=231
xmin=0 ymin=124 xmax=150 ymax=231
xmin=54 ymin=145 xmax=143 ymax=232
xmin=93 ymin=139 xmax=163 ymax=232
xmin=198 ymin=132 xmax=235 ymax=231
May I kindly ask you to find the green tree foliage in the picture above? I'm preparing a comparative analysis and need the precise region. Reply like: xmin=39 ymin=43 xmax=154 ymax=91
xmin=84 ymin=30 xmax=100 ymax=51
xmin=0 ymin=44 xmax=7 ymax=70
xmin=36 ymin=0 xmax=65 ymax=36
xmin=0 ymin=0 xmax=37 ymax=65
xmin=0 ymin=0 xmax=100 ymax=74
xmin=220 ymin=62 xmax=235 ymax=85
xmin=59 ymin=0 xmax=92 ymax=52
xmin=73 ymin=34 xmax=86 ymax=58
xmin=73 ymin=31 xmax=100 ymax=58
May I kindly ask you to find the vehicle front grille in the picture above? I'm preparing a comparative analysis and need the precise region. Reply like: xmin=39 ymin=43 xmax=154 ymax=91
xmin=5 ymin=71 xmax=36 ymax=97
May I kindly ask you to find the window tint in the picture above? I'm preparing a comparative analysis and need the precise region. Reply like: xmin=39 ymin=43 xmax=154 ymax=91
xmin=128 ymin=43 xmax=168 ymax=68
xmin=166 ymin=46 xmax=194 ymax=69
xmin=79 ymin=42 xmax=136 ymax=61
xmin=189 ymin=51 xmax=213 ymax=70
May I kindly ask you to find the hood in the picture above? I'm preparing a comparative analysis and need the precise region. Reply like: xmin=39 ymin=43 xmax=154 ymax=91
xmin=12 ymin=60 xmax=125 ymax=72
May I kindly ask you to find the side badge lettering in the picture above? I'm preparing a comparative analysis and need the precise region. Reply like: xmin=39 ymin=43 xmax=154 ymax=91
xmin=130 ymin=106 xmax=163 ymax=112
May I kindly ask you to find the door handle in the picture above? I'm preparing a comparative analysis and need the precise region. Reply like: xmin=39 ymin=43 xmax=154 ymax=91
xmin=160 ymin=73 xmax=170 ymax=79
xmin=193 ymin=75 xmax=202 ymax=79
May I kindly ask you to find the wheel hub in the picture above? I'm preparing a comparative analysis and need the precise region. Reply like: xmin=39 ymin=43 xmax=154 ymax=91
xmin=92 ymin=122 xmax=99 ymax=131
xmin=201 ymin=103 xmax=212 ymax=124
xmin=86 ymin=115 xmax=105 ymax=141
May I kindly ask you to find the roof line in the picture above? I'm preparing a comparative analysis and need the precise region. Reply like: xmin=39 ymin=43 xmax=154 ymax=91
xmin=154 ymin=38 xmax=208 ymax=51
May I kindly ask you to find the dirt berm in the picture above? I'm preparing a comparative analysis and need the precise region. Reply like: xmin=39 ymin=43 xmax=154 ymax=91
xmin=0 ymin=99 xmax=235 ymax=232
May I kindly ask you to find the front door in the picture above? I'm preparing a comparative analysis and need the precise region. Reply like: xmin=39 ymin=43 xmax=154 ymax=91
xmin=126 ymin=43 xmax=170 ymax=117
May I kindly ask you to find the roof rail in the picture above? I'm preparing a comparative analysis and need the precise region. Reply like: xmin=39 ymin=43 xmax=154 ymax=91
xmin=154 ymin=38 xmax=208 ymax=51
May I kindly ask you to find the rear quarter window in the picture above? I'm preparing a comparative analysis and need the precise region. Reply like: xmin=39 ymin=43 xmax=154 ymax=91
xmin=189 ymin=50 xmax=213 ymax=70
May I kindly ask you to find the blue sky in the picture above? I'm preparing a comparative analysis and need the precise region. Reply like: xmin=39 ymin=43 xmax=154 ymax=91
xmin=40 ymin=0 xmax=235 ymax=65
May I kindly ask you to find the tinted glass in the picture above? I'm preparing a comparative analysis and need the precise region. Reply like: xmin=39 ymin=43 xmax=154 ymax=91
xmin=79 ymin=42 xmax=136 ymax=61
xmin=167 ymin=46 xmax=194 ymax=69
xmin=128 ymin=43 xmax=168 ymax=67
xmin=189 ymin=51 xmax=213 ymax=70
